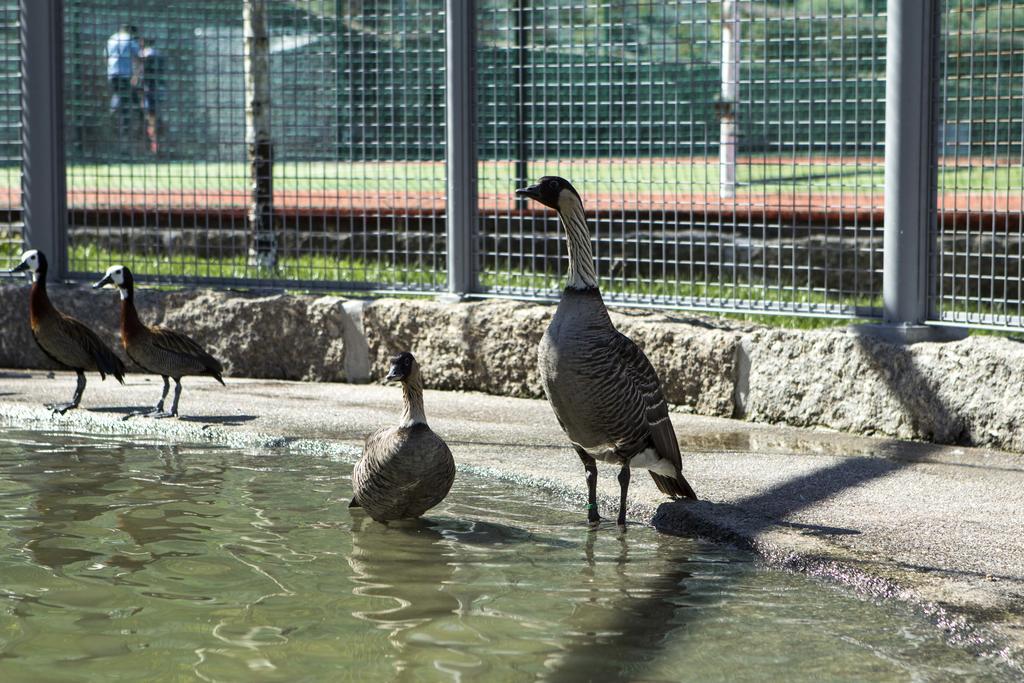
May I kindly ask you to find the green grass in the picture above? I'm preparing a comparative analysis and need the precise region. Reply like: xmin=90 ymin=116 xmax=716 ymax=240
xmin=7 ymin=229 xmax=1019 ymax=335
xmin=0 ymin=158 xmax=1019 ymax=196
xmin=55 ymin=242 xmax=875 ymax=330
xmin=67 ymin=244 xmax=447 ymax=291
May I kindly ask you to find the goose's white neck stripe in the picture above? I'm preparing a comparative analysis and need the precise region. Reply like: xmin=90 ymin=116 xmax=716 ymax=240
xmin=556 ymin=191 xmax=599 ymax=290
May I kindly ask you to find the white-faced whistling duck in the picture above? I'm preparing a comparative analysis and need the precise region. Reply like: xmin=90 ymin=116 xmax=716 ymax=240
xmin=8 ymin=249 xmax=126 ymax=414
xmin=93 ymin=264 xmax=224 ymax=419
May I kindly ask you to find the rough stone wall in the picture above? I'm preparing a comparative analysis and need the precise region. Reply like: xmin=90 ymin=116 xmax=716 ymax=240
xmin=0 ymin=284 xmax=346 ymax=382
xmin=741 ymin=329 xmax=1024 ymax=452
xmin=359 ymin=298 xmax=743 ymax=416
xmin=3 ymin=282 xmax=1024 ymax=452
xmin=360 ymin=299 xmax=551 ymax=397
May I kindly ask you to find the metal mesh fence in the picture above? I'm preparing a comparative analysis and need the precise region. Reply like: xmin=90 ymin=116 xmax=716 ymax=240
xmin=0 ymin=1 xmax=19 ymax=264
xmin=475 ymin=0 xmax=887 ymax=318
xmin=3 ymin=0 xmax=1020 ymax=330
xmin=62 ymin=0 xmax=447 ymax=293
xmin=931 ymin=0 xmax=1024 ymax=329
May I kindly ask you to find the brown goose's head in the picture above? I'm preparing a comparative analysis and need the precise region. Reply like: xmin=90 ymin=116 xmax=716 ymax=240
xmin=385 ymin=352 xmax=419 ymax=383
xmin=93 ymin=264 xmax=135 ymax=297
xmin=8 ymin=249 xmax=46 ymax=281
xmin=515 ymin=176 xmax=582 ymax=212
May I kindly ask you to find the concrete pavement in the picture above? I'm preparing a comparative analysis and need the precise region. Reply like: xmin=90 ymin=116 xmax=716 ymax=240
xmin=0 ymin=368 xmax=1022 ymax=671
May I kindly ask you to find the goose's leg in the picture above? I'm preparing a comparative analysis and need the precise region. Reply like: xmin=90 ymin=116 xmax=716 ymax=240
xmin=616 ymin=465 xmax=630 ymax=528
xmin=152 ymin=378 xmax=182 ymax=419
xmin=576 ymin=447 xmax=601 ymax=526
xmin=47 ymin=370 xmax=85 ymax=414
xmin=126 ymin=376 xmax=170 ymax=420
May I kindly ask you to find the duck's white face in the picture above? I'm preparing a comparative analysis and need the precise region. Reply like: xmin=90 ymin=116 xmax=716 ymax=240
xmin=103 ymin=264 xmax=127 ymax=287
xmin=17 ymin=250 xmax=40 ymax=273
xmin=12 ymin=250 xmax=41 ymax=282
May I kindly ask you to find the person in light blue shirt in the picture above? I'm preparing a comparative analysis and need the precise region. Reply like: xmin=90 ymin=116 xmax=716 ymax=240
xmin=106 ymin=24 xmax=141 ymax=140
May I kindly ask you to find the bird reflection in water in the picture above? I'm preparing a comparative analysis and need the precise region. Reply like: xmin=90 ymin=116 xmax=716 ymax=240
xmin=13 ymin=442 xmax=223 ymax=577
xmin=347 ymin=514 xmax=469 ymax=679
xmin=541 ymin=529 xmax=696 ymax=683
xmin=110 ymin=444 xmax=224 ymax=577
xmin=12 ymin=445 xmax=125 ymax=570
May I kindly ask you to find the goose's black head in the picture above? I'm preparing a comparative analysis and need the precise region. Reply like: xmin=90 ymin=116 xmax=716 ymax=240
xmin=93 ymin=264 xmax=135 ymax=294
xmin=385 ymin=352 xmax=418 ymax=382
xmin=515 ymin=176 xmax=582 ymax=211
xmin=9 ymin=249 xmax=46 ymax=279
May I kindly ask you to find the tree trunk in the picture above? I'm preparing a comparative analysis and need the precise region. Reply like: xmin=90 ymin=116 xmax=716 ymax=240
xmin=243 ymin=0 xmax=275 ymax=269
xmin=719 ymin=0 xmax=739 ymax=199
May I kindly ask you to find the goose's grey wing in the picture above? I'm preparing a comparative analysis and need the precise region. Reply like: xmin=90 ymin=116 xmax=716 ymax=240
xmin=610 ymin=331 xmax=697 ymax=499
xmin=352 ymin=426 xmax=455 ymax=519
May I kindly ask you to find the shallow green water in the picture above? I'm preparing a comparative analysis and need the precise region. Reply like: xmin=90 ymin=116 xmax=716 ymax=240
xmin=0 ymin=428 xmax=1014 ymax=682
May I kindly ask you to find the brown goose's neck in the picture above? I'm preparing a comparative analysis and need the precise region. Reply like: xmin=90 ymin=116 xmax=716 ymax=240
xmin=400 ymin=373 xmax=427 ymax=428
xmin=555 ymin=200 xmax=599 ymax=291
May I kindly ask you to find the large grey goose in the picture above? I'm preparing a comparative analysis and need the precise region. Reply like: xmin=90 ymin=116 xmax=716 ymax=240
xmin=8 ymin=249 xmax=126 ymax=414
xmin=516 ymin=176 xmax=698 ymax=527
xmin=349 ymin=352 xmax=455 ymax=523
xmin=93 ymin=264 xmax=224 ymax=418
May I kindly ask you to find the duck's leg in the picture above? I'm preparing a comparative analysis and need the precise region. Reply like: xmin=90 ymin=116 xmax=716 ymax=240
xmin=125 ymin=376 xmax=170 ymax=419
xmin=576 ymin=447 xmax=602 ymax=527
xmin=152 ymin=378 xmax=182 ymax=419
xmin=616 ymin=465 xmax=630 ymax=528
xmin=47 ymin=370 xmax=85 ymax=414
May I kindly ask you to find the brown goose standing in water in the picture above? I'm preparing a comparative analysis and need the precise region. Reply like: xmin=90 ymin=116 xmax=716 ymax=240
xmin=516 ymin=176 xmax=697 ymax=527
xmin=93 ymin=265 xmax=224 ymax=418
xmin=350 ymin=352 xmax=455 ymax=523
xmin=8 ymin=249 xmax=126 ymax=414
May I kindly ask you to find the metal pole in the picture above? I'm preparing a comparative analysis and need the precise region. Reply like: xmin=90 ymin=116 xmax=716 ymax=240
xmin=882 ymin=0 xmax=938 ymax=326
xmin=444 ymin=0 xmax=477 ymax=299
xmin=719 ymin=0 xmax=739 ymax=199
xmin=20 ymin=0 xmax=67 ymax=279
xmin=852 ymin=0 xmax=964 ymax=343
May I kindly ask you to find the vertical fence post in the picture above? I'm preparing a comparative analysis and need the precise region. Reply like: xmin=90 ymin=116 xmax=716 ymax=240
xmin=719 ymin=0 xmax=739 ymax=199
xmin=20 ymin=0 xmax=67 ymax=279
xmin=854 ymin=0 xmax=964 ymax=343
xmin=443 ymin=0 xmax=477 ymax=300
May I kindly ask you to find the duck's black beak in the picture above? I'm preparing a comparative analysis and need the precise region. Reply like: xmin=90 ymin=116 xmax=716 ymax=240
xmin=92 ymin=274 xmax=113 ymax=289
xmin=8 ymin=262 xmax=28 ymax=274
xmin=515 ymin=184 xmax=541 ymax=201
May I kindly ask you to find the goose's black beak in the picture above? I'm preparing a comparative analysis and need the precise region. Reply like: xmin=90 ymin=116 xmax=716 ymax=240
xmin=515 ymin=185 xmax=541 ymax=201
xmin=93 ymin=274 xmax=113 ymax=289
xmin=8 ymin=262 xmax=28 ymax=274
xmin=385 ymin=367 xmax=404 ymax=382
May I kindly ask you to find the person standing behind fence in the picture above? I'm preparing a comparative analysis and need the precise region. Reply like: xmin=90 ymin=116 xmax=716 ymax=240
xmin=106 ymin=24 xmax=142 ymax=150
xmin=139 ymin=37 xmax=166 ymax=156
